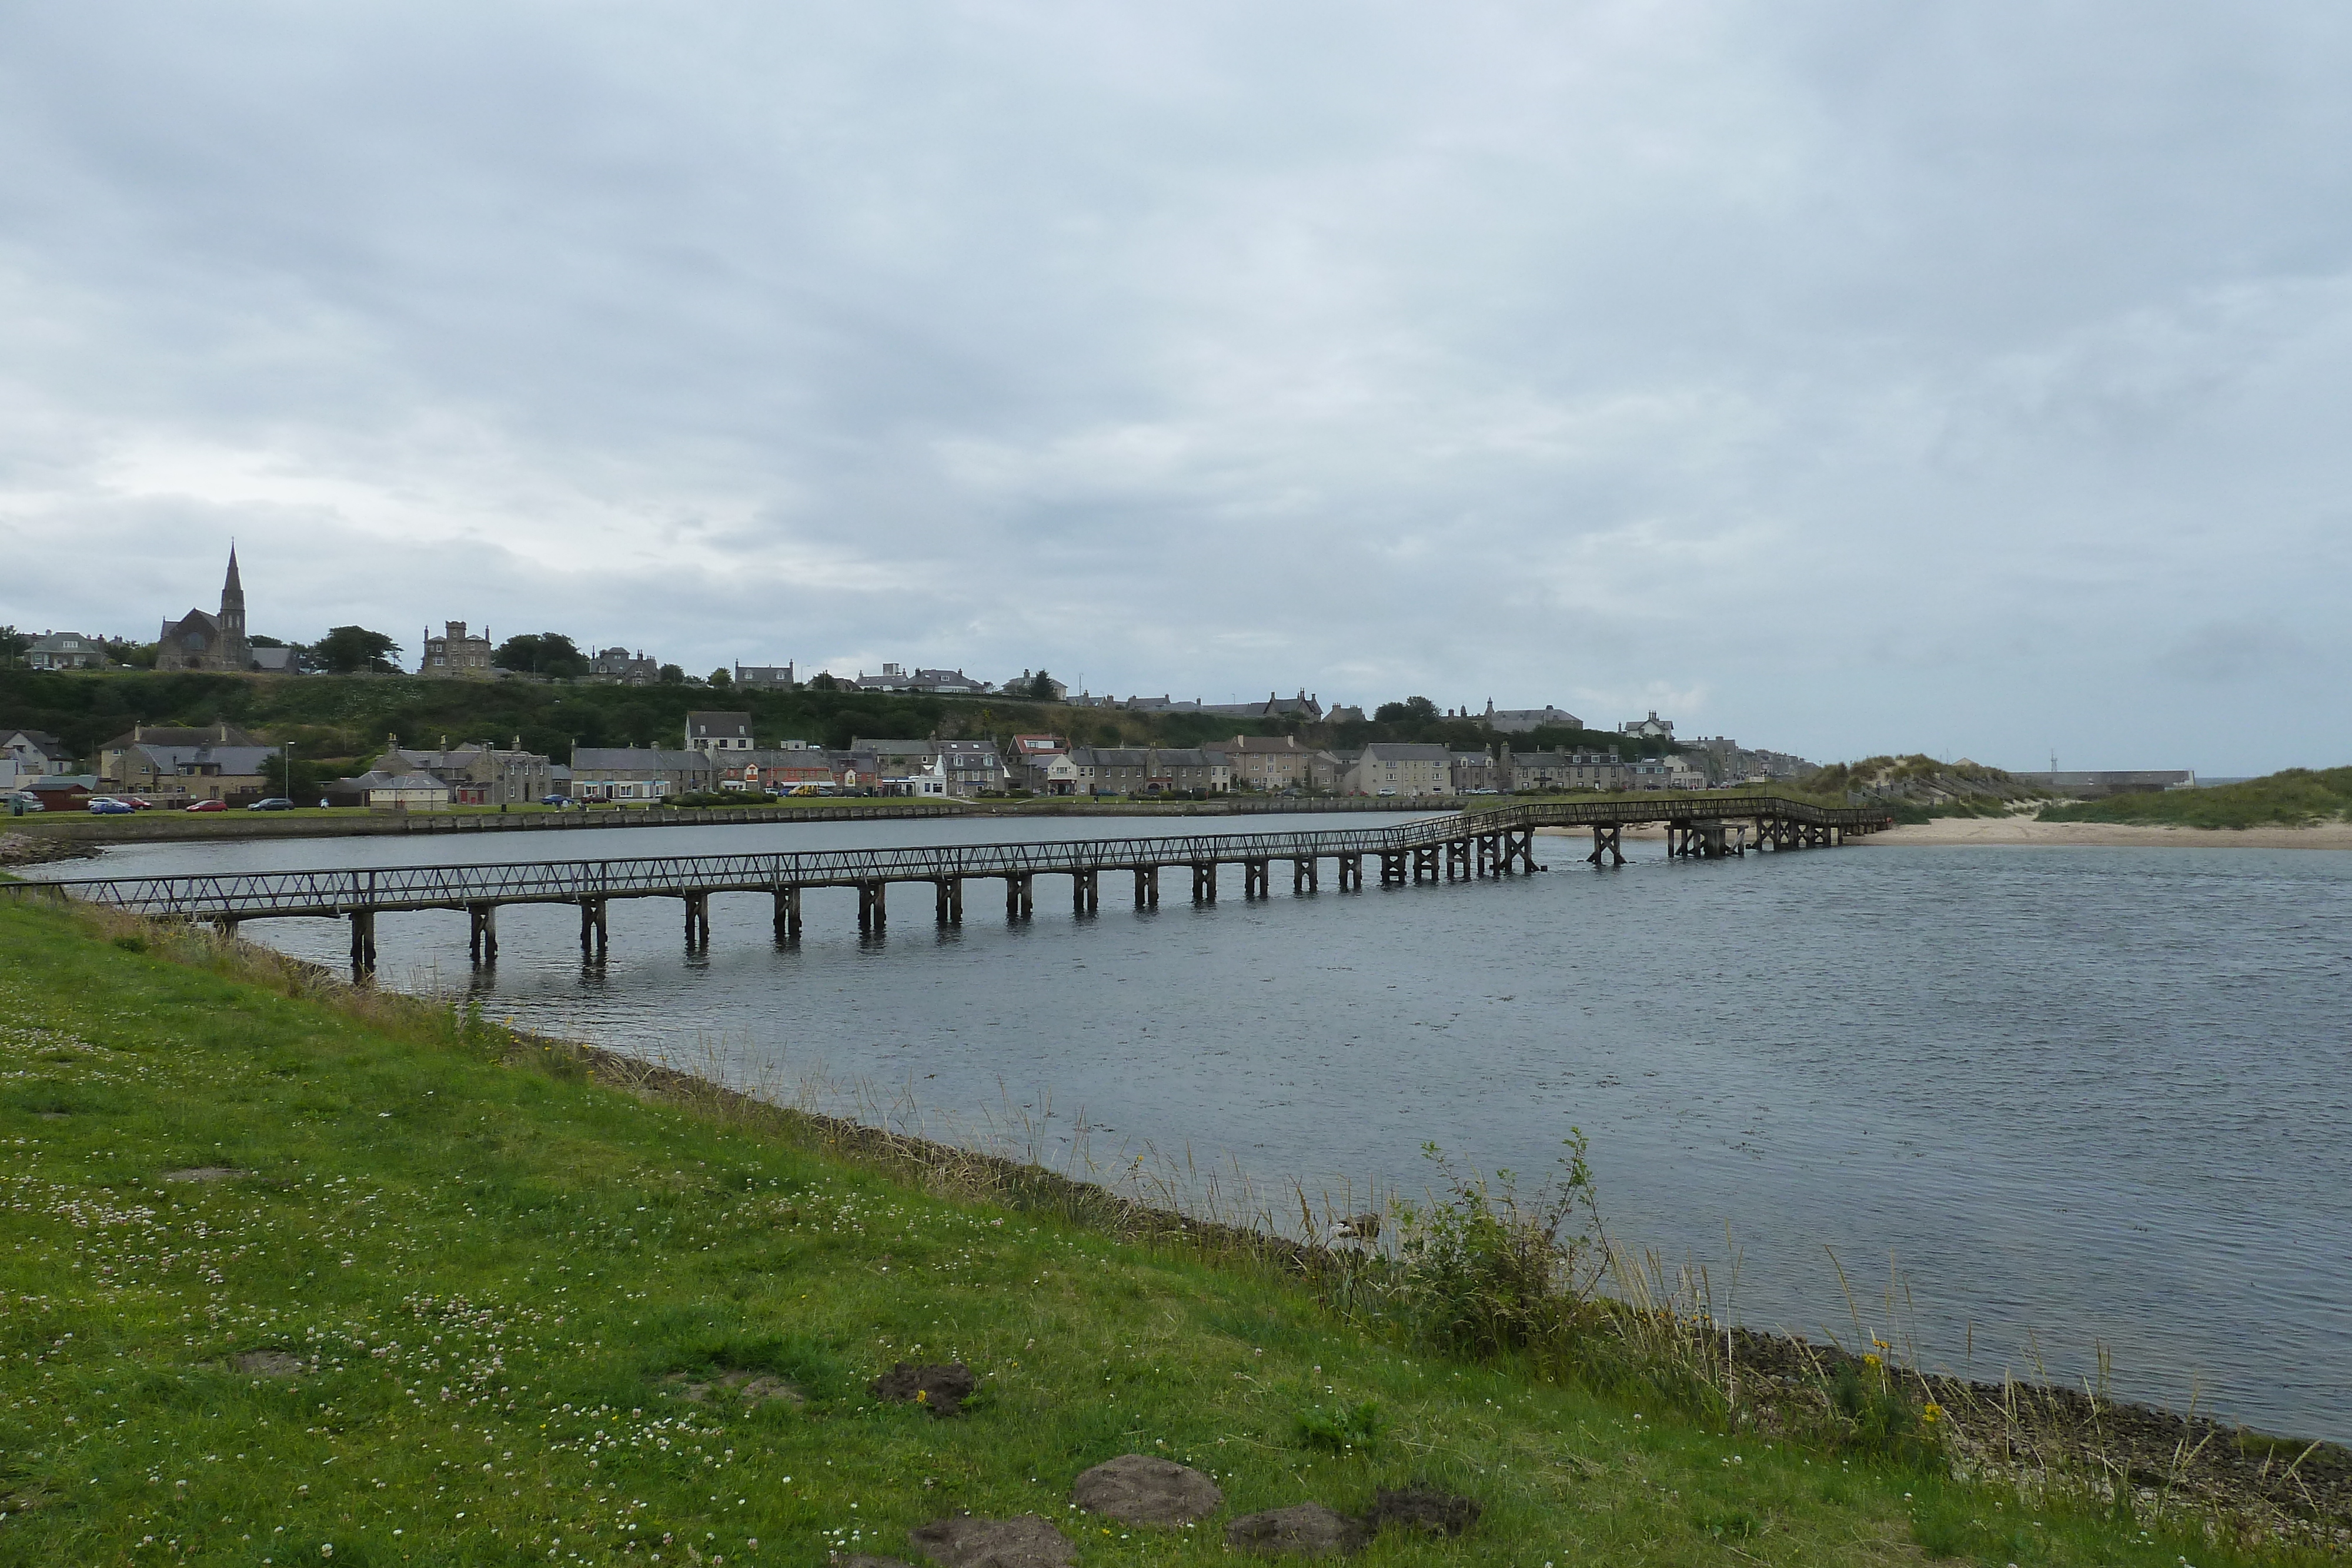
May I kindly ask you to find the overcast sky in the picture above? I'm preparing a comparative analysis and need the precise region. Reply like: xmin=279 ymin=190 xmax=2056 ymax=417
xmin=3 ymin=4 xmax=2347 ymax=773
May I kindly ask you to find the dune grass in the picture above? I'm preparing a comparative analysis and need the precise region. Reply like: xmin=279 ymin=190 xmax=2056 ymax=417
xmin=2038 ymin=768 xmax=2352 ymax=830
xmin=0 ymin=897 xmax=2332 ymax=1566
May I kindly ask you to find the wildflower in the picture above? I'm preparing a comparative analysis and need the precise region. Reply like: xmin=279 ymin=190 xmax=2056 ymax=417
xmin=1922 ymin=1403 xmax=1944 ymax=1425
xmin=1862 ymin=1353 xmax=1882 ymax=1369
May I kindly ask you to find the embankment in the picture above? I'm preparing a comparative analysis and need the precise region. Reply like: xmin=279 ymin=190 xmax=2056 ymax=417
xmin=0 ymin=897 xmax=2340 ymax=1564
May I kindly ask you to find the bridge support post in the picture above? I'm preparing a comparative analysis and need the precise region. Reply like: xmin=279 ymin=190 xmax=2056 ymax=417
xmin=773 ymin=885 xmax=803 ymax=942
xmin=1134 ymin=865 xmax=1158 ymax=908
xmin=1243 ymin=860 xmax=1268 ymax=899
xmin=937 ymin=878 xmax=964 ymax=925
xmin=684 ymin=892 xmax=711 ymax=948
xmin=1005 ymin=873 xmax=1032 ymax=920
xmin=1192 ymin=862 xmax=1216 ymax=903
xmin=1445 ymin=839 xmax=1469 ymax=880
xmin=1379 ymin=851 xmax=1405 ymax=886
xmin=349 ymin=910 xmax=377 ymax=976
xmin=468 ymin=903 xmax=498 ymax=964
xmin=1413 ymin=845 xmax=1439 ymax=882
xmin=1073 ymin=870 xmax=1097 ymax=914
xmin=857 ymin=881 xmax=887 ymax=934
xmin=1511 ymin=827 xmax=1538 ymax=872
xmin=1588 ymin=825 xmax=1623 ymax=867
xmin=578 ymin=898 xmax=608 ymax=956
xmin=214 ymin=916 xmax=240 ymax=941
xmin=1292 ymin=857 xmax=1316 ymax=893
xmin=1338 ymin=853 xmax=1362 ymax=890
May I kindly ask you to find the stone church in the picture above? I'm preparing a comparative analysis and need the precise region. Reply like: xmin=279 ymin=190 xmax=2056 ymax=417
xmin=156 ymin=549 xmax=254 ymax=673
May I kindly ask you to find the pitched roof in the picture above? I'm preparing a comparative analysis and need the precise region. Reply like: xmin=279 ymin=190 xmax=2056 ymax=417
xmin=1359 ymin=743 xmax=1452 ymax=761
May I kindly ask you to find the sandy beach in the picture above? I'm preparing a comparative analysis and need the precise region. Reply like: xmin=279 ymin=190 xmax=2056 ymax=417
xmin=1859 ymin=816 xmax=2352 ymax=850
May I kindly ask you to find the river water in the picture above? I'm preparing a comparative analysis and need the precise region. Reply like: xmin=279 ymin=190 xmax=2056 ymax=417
xmin=32 ymin=814 xmax=2352 ymax=1441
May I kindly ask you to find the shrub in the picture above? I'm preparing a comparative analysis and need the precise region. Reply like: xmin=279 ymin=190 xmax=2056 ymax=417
xmin=1388 ymin=1134 xmax=1601 ymax=1360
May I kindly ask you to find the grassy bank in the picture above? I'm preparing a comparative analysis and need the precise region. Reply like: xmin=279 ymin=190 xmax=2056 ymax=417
xmin=2039 ymin=768 xmax=2352 ymax=830
xmin=0 ymin=900 xmax=2333 ymax=1566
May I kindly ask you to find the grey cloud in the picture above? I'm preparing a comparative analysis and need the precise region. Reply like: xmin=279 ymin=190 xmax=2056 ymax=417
xmin=2 ymin=3 xmax=2349 ymax=771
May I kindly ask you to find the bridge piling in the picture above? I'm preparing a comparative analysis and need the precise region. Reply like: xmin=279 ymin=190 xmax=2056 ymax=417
xmin=1292 ymin=856 xmax=1316 ymax=893
xmin=856 ymin=881 xmax=887 ymax=934
xmin=683 ymin=891 xmax=711 ymax=947
xmin=1192 ymin=862 xmax=1217 ymax=903
xmin=1589 ymin=825 xmax=1624 ymax=866
xmin=1242 ymin=859 xmax=1268 ymax=899
xmin=1338 ymin=853 xmax=1362 ymax=890
xmin=467 ymin=903 xmax=498 ymax=964
xmin=1133 ymin=865 xmax=1158 ymax=908
xmin=349 ymin=910 xmax=376 ymax=975
xmin=1073 ymin=870 xmax=1097 ymax=914
xmin=1005 ymin=872 xmax=1032 ymax=920
xmin=773 ymin=885 xmax=802 ymax=942
xmin=579 ymin=898 xmax=608 ymax=956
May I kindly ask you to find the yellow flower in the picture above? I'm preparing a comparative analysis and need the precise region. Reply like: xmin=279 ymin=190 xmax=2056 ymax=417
xmin=1921 ymin=1403 xmax=1943 ymax=1425
xmin=1862 ymin=1353 xmax=1882 ymax=1369
xmin=915 ymin=1389 xmax=929 ymax=1403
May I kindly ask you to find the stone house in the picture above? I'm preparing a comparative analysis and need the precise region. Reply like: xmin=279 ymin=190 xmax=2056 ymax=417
xmin=25 ymin=633 xmax=104 ymax=671
xmin=388 ymin=737 xmax=553 ymax=805
xmin=732 ymin=662 xmax=796 ymax=690
xmin=590 ymin=647 xmax=661 ymax=684
xmin=1345 ymin=743 xmax=1454 ymax=797
xmin=418 ymin=621 xmax=493 ymax=677
xmin=685 ymin=711 xmax=756 ymax=755
xmin=96 ymin=723 xmax=262 ymax=786
xmin=111 ymin=740 xmax=277 ymax=805
xmin=2 ymin=731 xmax=75 ymax=788
xmin=567 ymin=748 xmax=715 ymax=801
xmin=1222 ymin=734 xmax=1314 ymax=791
xmin=1483 ymin=701 xmax=1582 ymax=734
xmin=1504 ymin=748 xmax=1630 ymax=792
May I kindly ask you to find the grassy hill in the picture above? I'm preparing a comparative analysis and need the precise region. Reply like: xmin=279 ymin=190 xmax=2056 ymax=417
xmin=0 ymin=892 xmax=2338 ymax=1564
xmin=2039 ymin=767 xmax=2352 ymax=829
xmin=0 ymin=669 xmax=1671 ymax=780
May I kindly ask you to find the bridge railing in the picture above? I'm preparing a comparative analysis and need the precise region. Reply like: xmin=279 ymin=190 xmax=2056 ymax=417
xmin=9 ymin=793 xmax=1890 ymax=919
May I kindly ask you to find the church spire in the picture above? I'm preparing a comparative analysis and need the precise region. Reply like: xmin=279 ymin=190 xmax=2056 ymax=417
xmin=218 ymin=544 xmax=246 ymax=644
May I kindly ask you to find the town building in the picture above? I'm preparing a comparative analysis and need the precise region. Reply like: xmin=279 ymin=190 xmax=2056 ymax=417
xmin=589 ymin=647 xmax=660 ymax=684
xmin=25 ymin=633 xmax=105 ymax=671
xmin=937 ymin=739 xmax=1008 ymax=795
xmin=1619 ymin=711 xmax=1676 ymax=740
xmin=567 ymin=748 xmax=716 ymax=801
xmin=105 ymin=735 xmax=278 ymax=805
xmin=335 ymin=770 xmax=454 ymax=811
xmin=386 ymin=737 xmax=553 ymax=805
xmin=2 ymin=731 xmax=74 ymax=789
xmin=1198 ymin=691 xmax=1324 ymax=722
xmin=1221 ymin=734 xmax=1314 ymax=791
xmin=1345 ymin=743 xmax=1455 ymax=796
xmin=155 ymin=548 xmax=253 ymax=673
xmin=1504 ymin=748 xmax=1629 ymax=792
xmin=418 ymin=621 xmax=494 ymax=678
xmin=854 ymin=664 xmax=915 ymax=692
xmin=95 ymin=724 xmax=264 ymax=788
xmin=1449 ymin=750 xmax=1502 ymax=792
xmin=909 ymin=668 xmax=990 ymax=696
xmin=684 ymin=712 xmax=756 ymax=755
xmin=711 ymin=750 xmax=837 ymax=793
xmin=1483 ymin=701 xmax=1582 ymax=734
xmin=732 ymin=662 xmax=796 ymax=690
xmin=249 ymin=645 xmax=303 ymax=675
xmin=1002 ymin=670 xmax=1068 ymax=701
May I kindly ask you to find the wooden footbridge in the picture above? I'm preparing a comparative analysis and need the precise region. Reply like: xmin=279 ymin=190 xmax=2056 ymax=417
xmin=9 ymin=794 xmax=1891 ymax=973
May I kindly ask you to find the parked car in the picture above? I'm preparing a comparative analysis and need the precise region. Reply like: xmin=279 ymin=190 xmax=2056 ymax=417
xmin=88 ymin=797 xmax=136 ymax=815
xmin=185 ymin=799 xmax=229 ymax=813
xmin=125 ymin=795 xmax=155 ymax=810
xmin=247 ymin=797 xmax=296 ymax=811
xmin=539 ymin=794 xmax=574 ymax=807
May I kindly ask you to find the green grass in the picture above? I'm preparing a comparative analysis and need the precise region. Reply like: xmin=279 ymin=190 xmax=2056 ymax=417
xmin=2038 ymin=767 xmax=2352 ymax=829
xmin=0 ymin=900 xmax=2327 ymax=1566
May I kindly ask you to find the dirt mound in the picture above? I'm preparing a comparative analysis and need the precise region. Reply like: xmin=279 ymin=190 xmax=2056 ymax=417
xmin=871 ymin=1361 xmax=978 ymax=1417
xmin=1071 ymin=1453 xmax=1222 ymax=1524
xmin=1366 ymin=1485 xmax=1479 ymax=1536
xmin=1225 ymin=1502 xmax=1367 ymax=1556
xmin=908 ymin=1512 xmax=1074 ymax=1567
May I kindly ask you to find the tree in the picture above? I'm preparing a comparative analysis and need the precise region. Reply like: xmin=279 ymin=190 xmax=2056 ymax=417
xmin=0 ymin=627 xmax=28 ymax=666
xmin=263 ymin=754 xmax=321 ymax=798
xmin=493 ymin=633 xmax=590 ymax=679
xmin=657 ymin=664 xmax=686 ymax=686
xmin=808 ymin=671 xmax=839 ymax=692
xmin=707 ymin=667 xmax=733 ymax=690
xmin=314 ymin=626 xmax=403 ymax=674
xmin=1374 ymin=696 xmax=1439 ymax=725
xmin=1025 ymin=669 xmax=1058 ymax=701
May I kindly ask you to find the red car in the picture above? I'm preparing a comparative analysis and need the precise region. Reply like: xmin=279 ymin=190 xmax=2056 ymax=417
xmin=184 ymin=799 xmax=229 ymax=813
